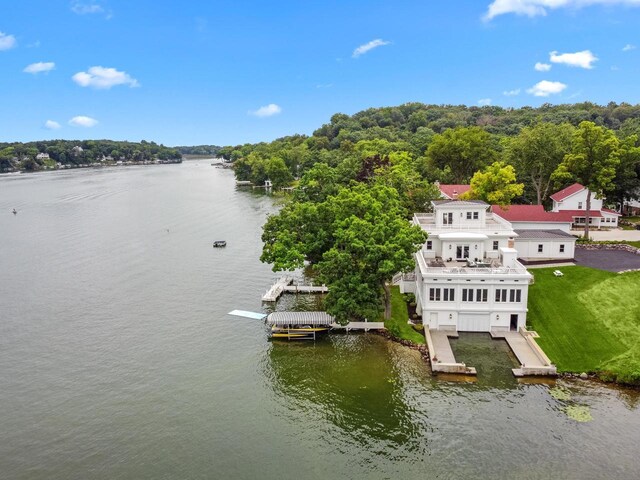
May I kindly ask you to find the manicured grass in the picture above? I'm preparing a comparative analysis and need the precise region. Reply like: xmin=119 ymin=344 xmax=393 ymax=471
xmin=528 ymin=266 xmax=640 ymax=384
xmin=381 ymin=286 xmax=426 ymax=344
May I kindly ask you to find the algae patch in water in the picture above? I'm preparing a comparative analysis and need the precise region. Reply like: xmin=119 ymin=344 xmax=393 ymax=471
xmin=565 ymin=405 xmax=593 ymax=422
xmin=549 ymin=387 xmax=572 ymax=401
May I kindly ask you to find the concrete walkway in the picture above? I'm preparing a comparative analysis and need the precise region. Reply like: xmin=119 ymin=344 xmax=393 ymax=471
xmin=492 ymin=330 xmax=557 ymax=376
xmin=425 ymin=329 xmax=477 ymax=375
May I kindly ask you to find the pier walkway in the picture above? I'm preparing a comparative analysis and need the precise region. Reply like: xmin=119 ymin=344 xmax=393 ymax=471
xmin=262 ymin=276 xmax=328 ymax=302
xmin=425 ymin=329 xmax=477 ymax=375
xmin=491 ymin=330 xmax=557 ymax=376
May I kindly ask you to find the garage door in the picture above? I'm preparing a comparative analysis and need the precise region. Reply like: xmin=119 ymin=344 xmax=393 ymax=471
xmin=458 ymin=313 xmax=491 ymax=332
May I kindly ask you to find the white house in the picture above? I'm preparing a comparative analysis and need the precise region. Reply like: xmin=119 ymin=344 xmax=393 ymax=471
xmin=491 ymin=205 xmax=572 ymax=233
xmin=404 ymin=199 xmax=532 ymax=333
xmin=550 ymin=183 xmax=620 ymax=228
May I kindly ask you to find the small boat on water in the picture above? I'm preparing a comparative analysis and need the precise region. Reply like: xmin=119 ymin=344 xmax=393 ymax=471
xmin=270 ymin=325 xmax=330 ymax=340
xmin=12 ymin=208 xmax=17 ymax=215
xmin=266 ymin=312 xmax=334 ymax=341
xmin=213 ymin=240 xmax=227 ymax=248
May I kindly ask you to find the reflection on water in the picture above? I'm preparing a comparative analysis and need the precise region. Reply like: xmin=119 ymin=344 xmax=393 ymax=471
xmin=265 ymin=335 xmax=427 ymax=453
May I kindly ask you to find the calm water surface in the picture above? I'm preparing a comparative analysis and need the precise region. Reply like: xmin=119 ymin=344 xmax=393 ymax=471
xmin=1 ymin=163 xmax=638 ymax=480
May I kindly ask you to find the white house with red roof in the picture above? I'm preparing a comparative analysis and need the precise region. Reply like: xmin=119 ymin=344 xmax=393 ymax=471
xmin=550 ymin=183 xmax=620 ymax=228
xmin=490 ymin=205 xmax=576 ymax=263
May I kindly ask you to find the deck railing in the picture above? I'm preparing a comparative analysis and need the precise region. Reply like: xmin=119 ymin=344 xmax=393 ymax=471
xmin=416 ymin=252 xmax=529 ymax=276
xmin=413 ymin=213 xmax=514 ymax=231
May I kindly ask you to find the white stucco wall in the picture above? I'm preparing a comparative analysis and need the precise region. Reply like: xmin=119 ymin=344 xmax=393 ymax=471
xmin=514 ymin=239 xmax=576 ymax=260
xmin=553 ymin=189 xmax=602 ymax=212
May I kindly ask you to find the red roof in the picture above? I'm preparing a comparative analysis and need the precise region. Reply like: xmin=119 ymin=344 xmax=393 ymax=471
xmin=439 ymin=184 xmax=471 ymax=199
xmin=491 ymin=205 xmax=569 ymax=223
xmin=550 ymin=183 xmax=584 ymax=202
xmin=554 ymin=210 xmax=603 ymax=220
xmin=602 ymin=208 xmax=622 ymax=216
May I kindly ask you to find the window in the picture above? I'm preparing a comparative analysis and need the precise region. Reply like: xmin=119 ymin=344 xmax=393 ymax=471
xmin=466 ymin=212 xmax=472 ymax=219
xmin=443 ymin=288 xmax=455 ymax=301
xmin=537 ymin=244 xmax=543 ymax=253
xmin=493 ymin=240 xmax=499 ymax=251
xmin=429 ymin=288 xmax=441 ymax=301
xmin=560 ymin=244 xmax=565 ymax=253
xmin=495 ymin=289 xmax=507 ymax=302
xmin=476 ymin=288 xmax=488 ymax=302
xmin=426 ymin=240 xmax=432 ymax=250
xmin=578 ymin=201 xmax=583 ymax=209
xmin=509 ymin=289 xmax=522 ymax=303
xmin=462 ymin=288 xmax=474 ymax=302
xmin=473 ymin=212 xmax=479 ymax=220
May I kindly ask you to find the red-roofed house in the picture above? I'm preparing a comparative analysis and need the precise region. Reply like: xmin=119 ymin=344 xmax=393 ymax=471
xmin=550 ymin=183 xmax=620 ymax=228
xmin=438 ymin=183 xmax=471 ymax=200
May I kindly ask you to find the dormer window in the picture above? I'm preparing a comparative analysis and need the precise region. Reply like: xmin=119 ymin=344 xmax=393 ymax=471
xmin=466 ymin=212 xmax=472 ymax=219
xmin=473 ymin=212 xmax=479 ymax=220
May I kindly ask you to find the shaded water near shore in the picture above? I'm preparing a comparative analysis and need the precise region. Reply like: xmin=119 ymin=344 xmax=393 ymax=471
xmin=1 ymin=162 xmax=639 ymax=479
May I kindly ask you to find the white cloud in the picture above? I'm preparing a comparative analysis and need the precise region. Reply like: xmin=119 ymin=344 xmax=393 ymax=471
xmin=316 ymin=83 xmax=334 ymax=89
xmin=69 ymin=116 xmax=98 ymax=127
xmin=0 ymin=31 xmax=17 ymax=51
xmin=249 ymin=104 xmax=282 ymax=117
xmin=550 ymin=50 xmax=598 ymax=69
xmin=484 ymin=0 xmax=640 ymax=21
xmin=623 ymin=43 xmax=636 ymax=51
xmin=24 ymin=62 xmax=55 ymax=74
xmin=352 ymin=39 xmax=391 ymax=58
xmin=71 ymin=2 xmax=104 ymax=14
xmin=503 ymin=88 xmax=521 ymax=96
xmin=72 ymin=66 xmax=139 ymax=89
xmin=44 ymin=120 xmax=61 ymax=130
xmin=535 ymin=62 xmax=552 ymax=71
xmin=478 ymin=98 xmax=492 ymax=106
xmin=527 ymin=80 xmax=568 ymax=97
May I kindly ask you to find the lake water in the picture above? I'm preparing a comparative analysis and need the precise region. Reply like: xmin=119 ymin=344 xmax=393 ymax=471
xmin=1 ymin=162 xmax=638 ymax=480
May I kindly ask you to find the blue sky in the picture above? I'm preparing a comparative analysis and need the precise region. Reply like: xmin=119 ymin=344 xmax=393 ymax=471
xmin=1 ymin=0 xmax=640 ymax=146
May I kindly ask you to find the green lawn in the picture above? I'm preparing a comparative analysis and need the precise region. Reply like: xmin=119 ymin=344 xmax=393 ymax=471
xmin=528 ymin=266 xmax=640 ymax=384
xmin=381 ymin=286 xmax=426 ymax=344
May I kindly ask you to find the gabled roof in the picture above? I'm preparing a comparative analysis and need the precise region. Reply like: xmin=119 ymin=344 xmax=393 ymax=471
xmin=550 ymin=183 xmax=585 ymax=202
xmin=439 ymin=184 xmax=471 ymax=199
xmin=491 ymin=205 xmax=569 ymax=223
xmin=432 ymin=199 xmax=488 ymax=207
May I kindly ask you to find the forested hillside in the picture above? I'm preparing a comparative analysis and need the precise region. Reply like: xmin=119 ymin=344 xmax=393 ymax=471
xmin=0 ymin=140 xmax=182 ymax=172
xmin=175 ymin=145 xmax=221 ymax=156
xmin=221 ymin=102 xmax=640 ymax=207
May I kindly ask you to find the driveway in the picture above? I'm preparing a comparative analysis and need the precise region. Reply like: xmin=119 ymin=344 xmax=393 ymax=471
xmin=580 ymin=229 xmax=640 ymax=241
xmin=574 ymin=248 xmax=640 ymax=272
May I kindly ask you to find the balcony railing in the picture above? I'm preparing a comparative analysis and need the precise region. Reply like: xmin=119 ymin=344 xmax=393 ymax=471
xmin=413 ymin=213 xmax=514 ymax=231
xmin=415 ymin=252 xmax=529 ymax=276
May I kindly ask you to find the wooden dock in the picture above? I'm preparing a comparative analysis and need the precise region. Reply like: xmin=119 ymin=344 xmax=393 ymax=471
xmin=262 ymin=276 xmax=328 ymax=302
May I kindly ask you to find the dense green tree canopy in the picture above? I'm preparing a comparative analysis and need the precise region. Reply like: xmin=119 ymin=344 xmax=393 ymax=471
xmin=464 ymin=161 xmax=524 ymax=207
xmin=553 ymin=121 xmax=621 ymax=238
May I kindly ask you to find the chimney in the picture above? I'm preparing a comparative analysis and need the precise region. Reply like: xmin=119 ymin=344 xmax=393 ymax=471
xmin=452 ymin=191 xmax=458 ymax=199
xmin=508 ymin=237 xmax=515 ymax=249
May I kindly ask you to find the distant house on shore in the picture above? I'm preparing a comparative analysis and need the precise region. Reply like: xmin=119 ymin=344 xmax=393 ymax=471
xmin=36 ymin=152 xmax=50 ymax=160
xmin=550 ymin=183 xmax=621 ymax=228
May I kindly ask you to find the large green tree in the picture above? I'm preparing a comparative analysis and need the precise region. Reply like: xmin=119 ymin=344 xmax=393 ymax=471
xmin=260 ymin=184 xmax=427 ymax=322
xmin=464 ymin=161 xmax=524 ymax=207
xmin=505 ymin=122 xmax=574 ymax=205
xmin=553 ymin=121 xmax=620 ymax=239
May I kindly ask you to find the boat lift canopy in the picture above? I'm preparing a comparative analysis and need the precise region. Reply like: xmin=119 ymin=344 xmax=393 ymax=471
xmin=266 ymin=311 xmax=335 ymax=326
